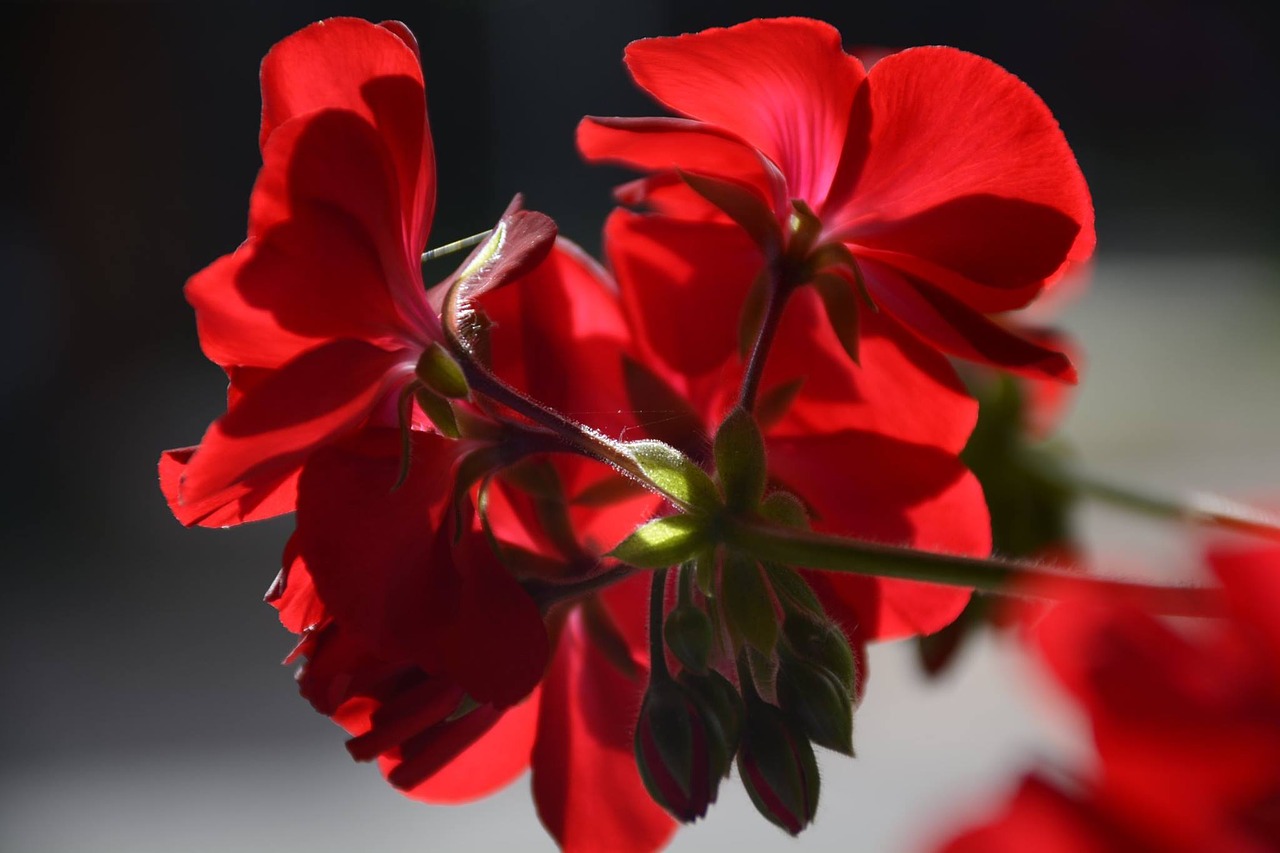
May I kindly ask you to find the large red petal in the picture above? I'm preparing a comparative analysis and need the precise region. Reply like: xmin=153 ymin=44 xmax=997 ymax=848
xmin=577 ymin=117 xmax=785 ymax=216
xmin=769 ymin=429 xmax=990 ymax=640
xmin=606 ymin=209 xmax=761 ymax=380
xmin=295 ymin=429 xmax=549 ymax=707
xmin=389 ymin=689 xmax=540 ymax=804
xmin=259 ymin=17 xmax=435 ymax=252
xmin=178 ymin=340 xmax=410 ymax=508
xmin=532 ymin=603 xmax=676 ymax=853
xmin=862 ymin=259 xmax=1077 ymax=382
xmin=159 ymin=446 xmax=298 ymax=527
xmin=763 ymin=289 xmax=977 ymax=452
xmin=481 ymin=238 xmax=634 ymax=439
xmin=624 ymin=18 xmax=865 ymax=207
xmin=830 ymin=47 xmax=1094 ymax=303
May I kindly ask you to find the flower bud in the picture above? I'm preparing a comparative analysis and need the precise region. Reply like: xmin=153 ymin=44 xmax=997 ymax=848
xmin=679 ymin=670 xmax=745 ymax=778
xmin=664 ymin=604 xmax=714 ymax=674
xmin=776 ymin=651 xmax=854 ymax=755
xmin=634 ymin=678 xmax=717 ymax=822
xmin=783 ymin=611 xmax=857 ymax=693
xmin=736 ymin=697 xmax=820 ymax=835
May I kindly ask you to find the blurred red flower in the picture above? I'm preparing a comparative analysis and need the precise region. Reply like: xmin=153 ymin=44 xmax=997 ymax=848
xmin=937 ymin=541 xmax=1280 ymax=852
xmin=580 ymin=17 xmax=1094 ymax=380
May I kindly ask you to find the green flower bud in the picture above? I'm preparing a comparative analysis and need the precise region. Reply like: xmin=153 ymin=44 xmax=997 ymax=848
xmin=679 ymin=669 xmax=745 ymax=777
xmin=736 ymin=697 xmax=820 ymax=836
xmin=776 ymin=651 xmax=854 ymax=755
xmin=634 ymin=678 xmax=719 ymax=822
xmin=664 ymin=604 xmax=713 ymax=674
xmin=783 ymin=611 xmax=858 ymax=694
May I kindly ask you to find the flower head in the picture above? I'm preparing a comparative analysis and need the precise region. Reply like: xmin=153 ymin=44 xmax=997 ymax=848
xmin=580 ymin=17 xmax=1095 ymax=380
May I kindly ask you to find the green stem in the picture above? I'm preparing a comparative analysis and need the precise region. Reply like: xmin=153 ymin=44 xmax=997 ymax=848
xmin=726 ymin=518 xmax=1225 ymax=618
xmin=1028 ymin=452 xmax=1280 ymax=543
xmin=649 ymin=568 xmax=670 ymax=681
xmin=738 ymin=269 xmax=790 ymax=411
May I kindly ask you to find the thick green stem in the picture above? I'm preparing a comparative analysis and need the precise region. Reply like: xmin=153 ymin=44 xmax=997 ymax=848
xmin=726 ymin=518 xmax=1225 ymax=618
xmin=1028 ymin=452 xmax=1280 ymax=543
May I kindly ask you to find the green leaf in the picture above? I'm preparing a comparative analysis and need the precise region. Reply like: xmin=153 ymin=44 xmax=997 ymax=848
xmin=714 ymin=407 xmax=767 ymax=512
xmin=764 ymin=564 xmax=824 ymax=615
xmin=415 ymin=342 xmax=470 ymax=399
xmin=722 ymin=552 xmax=779 ymax=653
xmin=624 ymin=440 xmax=720 ymax=512
xmin=610 ymin=515 xmax=707 ymax=568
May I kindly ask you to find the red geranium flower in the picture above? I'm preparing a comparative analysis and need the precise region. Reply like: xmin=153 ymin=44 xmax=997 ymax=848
xmin=579 ymin=17 xmax=1094 ymax=381
xmin=159 ymin=18 xmax=549 ymax=528
xmin=605 ymin=208 xmax=991 ymax=649
xmin=936 ymin=541 xmax=1280 ymax=852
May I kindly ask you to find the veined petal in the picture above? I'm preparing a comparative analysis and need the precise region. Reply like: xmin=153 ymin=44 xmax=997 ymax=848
xmin=862 ymin=259 xmax=1077 ymax=382
xmin=481 ymin=237 xmax=635 ymax=439
xmin=295 ymin=429 xmax=548 ymax=707
xmin=578 ymin=117 xmax=786 ymax=216
xmin=828 ymin=47 xmax=1094 ymax=298
xmin=388 ymin=690 xmax=541 ymax=804
xmin=532 ymin=592 xmax=676 ymax=853
xmin=249 ymin=109 xmax=436 ymax=339
xmin=178 ymin=340 xmax=411 ymax=507
xmin=769 ymin=429 xmax=990 ymax=640
xmin=624 ymin=18 xmax=865 ymax=206
xmin=763 ymin=289 xmax=977 ymax=453
xmin=259 ymin=17 xmax=435 ymax=252
xmin=606 ymin=209 xmax=762 ymax=379
xmin=159 ymin=446 xmax=299 ymax=527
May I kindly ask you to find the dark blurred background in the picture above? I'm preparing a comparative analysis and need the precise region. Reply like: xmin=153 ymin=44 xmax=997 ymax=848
xmin=2 ymin=2 xmax=1276 ymax=850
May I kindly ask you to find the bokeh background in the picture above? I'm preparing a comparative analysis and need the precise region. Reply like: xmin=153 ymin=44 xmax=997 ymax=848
xmin=2 ymin=1 xmax=1277 ymax=850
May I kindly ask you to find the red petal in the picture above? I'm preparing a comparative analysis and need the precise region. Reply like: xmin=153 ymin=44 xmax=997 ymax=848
xmin=178 ymin=340 xmax=410 ymax=507
xmin=769 ymin=430 xmax=990 ymax=640
xmin=266 ymin=539 xmax=327 ymax=634
xmin=829 ymin=47 xmax=1094 ymax=301
xmin=392 ymin=690 xmax=540 ymax=804
xmin=937 ymin=774 xmax=1120 ymax=853
xmin=532 ymin=603 xmax=676 ymax=852
xmin=763 ymin=289 xmax=977 ymax=453
xmin=624 ymin=18 xmax=865 ymax=207
xmin=862 ymin=259 xmax=1077 ymax=381
xmin=259 ymin=17 xmax=435 ymax=252
xmin=159 ymin=446 xmax=298 ymax=527
xmin=606 ymin=209 xmax=762 ymax=379
xmin=295 ymin=429 xmax=549 ymax=707
xmin=577 ymin=117 xmax=785 ymax=216
xmin=480 ymin=238 xmax=634 ymax=438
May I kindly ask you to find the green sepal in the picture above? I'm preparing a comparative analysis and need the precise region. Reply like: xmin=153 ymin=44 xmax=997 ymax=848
xmin=738 ymin=269 xmax=771 ymax=361
xmin=722 ymin=552 xmax=779 ymax=654
xmin=811 ymin=272 xmax=861 ymax=365
xmin=693 ymin=547 xmax=718 ymax=598
xmin=760 ymin=491 xmax=811 ymax=530
xmin=414 ymin=385 xmax=460 ymax=439
xmin=764 ymin=564 xmax=825 ymax=616
xmin=680 ymin=170 xmax=783 ymax=256
xmin=714 ymin=407 xmax=768 ymax=513
xmin=755 ymin=377 xmax=806 ymax=431
xmin=610 ymin=515 xmax=707 ymax=569
xmin=624 ymin=439 xmax=720 ymax=512
xmin=415 ymin=341 xmax=470 ymax=399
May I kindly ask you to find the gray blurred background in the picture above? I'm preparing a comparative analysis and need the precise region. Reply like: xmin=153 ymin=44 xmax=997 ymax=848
xmin=2 ymin=1 xmax=1277 ymax=850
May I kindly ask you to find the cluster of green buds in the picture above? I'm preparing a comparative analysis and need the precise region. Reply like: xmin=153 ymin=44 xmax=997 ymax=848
xmin=631 ymin=409 xmax=862 ymax=835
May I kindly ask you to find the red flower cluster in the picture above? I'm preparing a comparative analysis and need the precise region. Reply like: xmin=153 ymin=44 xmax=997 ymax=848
xmin=160 ymin=15 xmax=1099 ymax=851
xmin=938 ymin=543 xmax=1280 ymax=852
